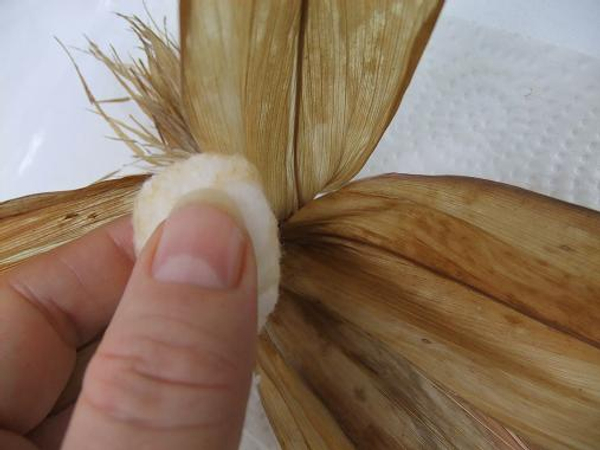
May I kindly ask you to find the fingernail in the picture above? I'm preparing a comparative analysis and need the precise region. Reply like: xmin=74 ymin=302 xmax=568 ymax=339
xmin=152 ymin=204 xmax=246 ymax=289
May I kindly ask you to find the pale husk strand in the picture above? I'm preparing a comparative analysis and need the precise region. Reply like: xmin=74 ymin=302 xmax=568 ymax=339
xmin=0 ymin=176 xmax=146 ymax=274
xmin=261 ymin=290 xmax=533 ymax=449
xmin=281 ymin=174 xmax=600 ymax=450
xmin=180 ymin=0 xmax=442 ymax=219
xmin=180 ymin=0 xmax=302 ymax=219
xmin=85 ymin=2 xmax=442 ymax=219
xmin=179 ymin=0 xmax=250 ymax=155
xmin=295 ymin=0 xmax=442 ymax=204
xmin=243 ymin=1 xmax=303 ymax=218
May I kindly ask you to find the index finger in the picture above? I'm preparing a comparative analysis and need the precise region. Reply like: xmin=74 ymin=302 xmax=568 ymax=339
xmin=0 ymin=216 xmax=135 ymax=433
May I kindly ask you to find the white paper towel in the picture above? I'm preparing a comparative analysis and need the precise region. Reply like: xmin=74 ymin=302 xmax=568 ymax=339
xmin=361 ymin=15 xmax=600 ymax=211
xmin=240 ymin=378 xmax=280 ymax=450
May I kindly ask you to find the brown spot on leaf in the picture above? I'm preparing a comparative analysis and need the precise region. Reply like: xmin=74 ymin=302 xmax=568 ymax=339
xmin=559 ymin=244 xmax=575 ymax=253
xmin=354 ymin=386 xmax=367 ymax=402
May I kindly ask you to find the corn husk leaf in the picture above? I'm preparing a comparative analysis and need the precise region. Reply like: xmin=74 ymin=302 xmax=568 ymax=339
xmin=258 ymin=332 xmax=355 ymax=449
xmin=294 ymin=0 xmax=442 ymax=205
xmin=1 ymin=174 xmax=560 ymax=450
xmin=180 ymin=0 xmax=442 ymax=219
xmin=0 ymin=176 xmax=145 ymax=273
xmin=280 ymin=174 xmax=600 ymax=450
xmin=260 ymin=290 xmax=534 ymax=449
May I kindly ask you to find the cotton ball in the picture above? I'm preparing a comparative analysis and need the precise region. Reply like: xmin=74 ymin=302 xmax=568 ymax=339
xmin=133 ymin=153 xmax=280 ymax=329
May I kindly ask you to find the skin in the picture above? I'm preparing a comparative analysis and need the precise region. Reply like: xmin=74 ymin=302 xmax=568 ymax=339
xmin=0 ymin=204 xmax=257 ymax=450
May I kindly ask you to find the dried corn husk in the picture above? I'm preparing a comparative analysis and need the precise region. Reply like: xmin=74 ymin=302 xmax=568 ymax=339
xmin=258 ymin=333 xmax=356 ymax=449
xmin=60 ymin=16 xmax=197 ymax=166
xmin=180 ymin=0 xmax=442 ymax=219
xmin=1 ymin=174 xmax=570 ymax=449
xmin=0 ymin=176 xmax=145 ymax=273
xmin=279 ymin=174 xmax=600 ymax=449
xmin=261 ymin=290 xmax=535 ymax=449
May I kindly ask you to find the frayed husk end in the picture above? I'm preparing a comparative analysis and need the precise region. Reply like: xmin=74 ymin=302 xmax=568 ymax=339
xmin=58 ymin=13 xmax=199 ymax=173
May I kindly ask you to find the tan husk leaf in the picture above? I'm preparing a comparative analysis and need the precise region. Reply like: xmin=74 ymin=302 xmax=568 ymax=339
xmin=180 ymin=0 xmax=302 ymax=218
xmin=0 ymin=176 xmax=146 ymax=274
xmin=1 ymin=174 xmax=556 ymax=449
xmin=293 ymin=0 xmax=443 ymax=205
xmin=280 ymin=174 xmax=600 ymax=450
xmin=180 ymin=0 xmax=442 ymax=219
xmin=258 ymin=332 xmax=355 ymax=449
xmin=260 ymin=289 xmax=533 ymax=449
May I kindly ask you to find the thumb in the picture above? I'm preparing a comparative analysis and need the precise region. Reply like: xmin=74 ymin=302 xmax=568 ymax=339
xmin=62 ymin=203 xmax=257 ymax=450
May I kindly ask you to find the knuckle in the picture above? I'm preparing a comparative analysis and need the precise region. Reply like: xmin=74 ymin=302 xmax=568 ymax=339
xmin=81 ymin=332 xmax=244 ymax=429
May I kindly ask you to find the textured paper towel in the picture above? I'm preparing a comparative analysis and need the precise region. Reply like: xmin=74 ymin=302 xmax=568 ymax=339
xmin=361 ymin=16 xmax=600 ymax=211
xmin=241 ymin=378 xmax=280 ymax=450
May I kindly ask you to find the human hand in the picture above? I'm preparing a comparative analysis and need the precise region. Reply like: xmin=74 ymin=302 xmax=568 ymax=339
xmin=0 ymin=203 xmax=257 ymax=449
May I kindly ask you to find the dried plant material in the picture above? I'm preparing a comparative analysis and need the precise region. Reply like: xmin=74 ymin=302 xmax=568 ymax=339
xmin=281 ymin=174 xmax=600 ymax=450
xmin=61 ymin=15 xmax=198 ymax=169
xmin=180 ymin=0 xmax=442 ymax=219
xmin=0 ymin=176 xmax=146 ymax=274
xmin=258 ymin=332 xmax=355 ymax=449
xmin=294 ymin=0 xmax=443 ymax=205
xmin=261 ymin=290 xmax=534 ymax=449
xmin=73 ymin=1 xmax=441 ymax=216
xmin=288 ymin=174 xmax=600 ymax=347
xmin=133 ymin=153 xmax=280 ymax=328
xmin=180 ymin=0 xmax=302 ymax=219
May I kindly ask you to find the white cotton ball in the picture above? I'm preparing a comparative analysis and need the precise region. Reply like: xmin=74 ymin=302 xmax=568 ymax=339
xmin=133 ymin=153 xmax=280 ymax=329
